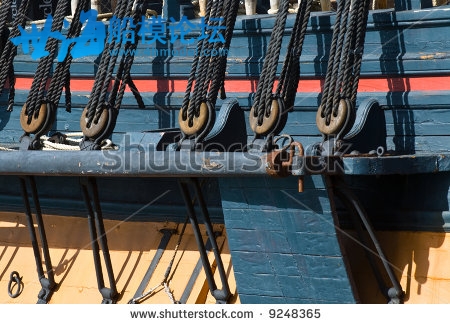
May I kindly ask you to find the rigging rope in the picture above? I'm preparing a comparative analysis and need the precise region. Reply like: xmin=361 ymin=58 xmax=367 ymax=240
xmin=80 ymin=0 xmax=145 ymax=149
xmin=179 ymin=0 xmax=240 ymax=143
xmin=251 ymin=0 xmax=290 ymax=126
xmin=316 ymin=0 xmax=371 ymax=141
xmin=250 ymin=0 xmax=313 ymax=148
xmin=276 ymin=0 xmax=313 ymax=112
xmin=24 ymin=0 xmax=70 ymax=127
xmin=0 ymin=0 xmax=31 ymax=112
xmin=46 ymin=0 xmax=90 ymax=114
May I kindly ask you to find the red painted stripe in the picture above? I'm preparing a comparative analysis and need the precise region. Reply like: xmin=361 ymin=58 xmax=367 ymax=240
xmin=9 ymin=75 xmax=450 ymax=93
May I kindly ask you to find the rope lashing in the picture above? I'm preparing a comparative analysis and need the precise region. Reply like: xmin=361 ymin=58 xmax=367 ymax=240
xmin=0 ymin=0 xmax=31 ymax=112
xmin=316 ymin=0 xmax=371 ymax=139
xmin=178 ymin=0 xmax=240 ymax=142
xmin=250 ymin=0 xmax=313 ymax=139
xmin=80 ymin=0 xmax=145 ymax=148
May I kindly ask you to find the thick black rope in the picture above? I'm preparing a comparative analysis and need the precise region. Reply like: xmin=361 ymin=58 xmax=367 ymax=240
xmin=207 ymin=0 xmax=240 ymax=105
xmin=323 ymin=0 xmax=351 ymax=121
xmin=252 ymin=0 xmax=290 ymax=126
xmin=181 ymin=0 xmax=239 ymax=127
xmin=46 ymin=0 xmax=90 ymax=113
xmin=319 ymin=0 xmax=344 ymax=122
xmin=84 ymin=0 xmax=143 ymax=127
xmin=0 ymin=0 xmax=12 ymax=42
xmin=349 ymin=0 xmax=371 ymax=104
xmin=275 ymin=0 xmax=313 ymax=111
xmin=180 ymin=0 xmax=213 ymax=121
xmin=0 ymin=0 xmax=14 ymax=108
xmin=25 ymin=0 xmax=70 ymax=124
xmin=319 ymin=0 xmax=371 ymax=126
xmin=190 ymin=0 xmax=221 ymax=120
xmin=126 ymin=76 xmax=145 ymax=109
xmin=85 ymin=0 xmax=131 ymax=125
xmin=0 ymin=0 xmax=31 ymax=111
xmin=106 ymin=2 xmax=145 ymax=113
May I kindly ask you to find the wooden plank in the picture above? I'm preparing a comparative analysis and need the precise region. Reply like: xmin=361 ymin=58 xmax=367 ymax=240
xmin=220 ymin=175 xmax=357 ymax=303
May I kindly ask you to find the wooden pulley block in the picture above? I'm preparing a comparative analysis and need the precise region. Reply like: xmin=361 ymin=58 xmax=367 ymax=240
xmin=178 ymin=102 xmax=209 ymax=136
xmin=316 ymin=99 xmax=349 ymax=135
xmin=20 ymin=103 xmax=48 ymax=134
xmin=249 ymin=99 xmax=280 ymax=136
xmin=80 ymin=107 xmax=110 ymax=138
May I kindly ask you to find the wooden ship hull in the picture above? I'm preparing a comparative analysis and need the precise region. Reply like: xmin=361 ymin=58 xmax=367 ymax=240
xmin=0 ymin=0 xmax=450 ymax=304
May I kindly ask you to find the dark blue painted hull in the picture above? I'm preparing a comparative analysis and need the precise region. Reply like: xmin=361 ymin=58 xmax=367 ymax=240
xmin=220 ymin=175 xmax=357 ymax=303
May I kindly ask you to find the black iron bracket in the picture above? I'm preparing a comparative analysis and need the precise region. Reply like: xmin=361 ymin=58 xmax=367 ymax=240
xmin=80 ymin=177 xmax=119 ymax=304
xmin=178 ymin=178 xmax=231 ymax=304
xmin=328 ymin=176 xmax=404 ymax=304
xmin=19 ymin=176 xmax=57 ymax=304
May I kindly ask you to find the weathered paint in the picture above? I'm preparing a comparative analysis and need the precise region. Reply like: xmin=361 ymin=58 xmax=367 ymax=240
xmin=219 ymin=175 xmax=357 ymax=303
xmin=341 ymin=230 xmax=450 ymax=303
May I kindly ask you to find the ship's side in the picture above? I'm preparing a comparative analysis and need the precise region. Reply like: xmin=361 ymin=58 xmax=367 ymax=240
xmin=0 ymin=1 xmax=449 ymax=304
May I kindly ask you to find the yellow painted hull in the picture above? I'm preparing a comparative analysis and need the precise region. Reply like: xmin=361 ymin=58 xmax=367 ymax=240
xmin=342 ymin=231 xmax=450 ymax=303
xmin=2 ymin=211 xmax=450 ymax=304
xmin=0 ymin=212 xmax=239 ymax=304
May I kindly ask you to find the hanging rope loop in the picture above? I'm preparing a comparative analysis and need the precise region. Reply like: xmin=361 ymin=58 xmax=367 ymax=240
xmin=178 ymin=0 xmax=240 ymax=145
xmin=250 ymin=0 xmax=313 ymax=146
xmin=316 ymin=0 xmax=371 ymax=140
xmin=80 ymin=0 xmax=145 ymax=148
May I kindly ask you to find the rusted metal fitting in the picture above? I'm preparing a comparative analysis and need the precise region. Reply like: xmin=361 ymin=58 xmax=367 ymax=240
xmin=291 ymin=141 xmax=304 ymax=192
xmin=265 ymin=141 xmax=305 ymax=192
